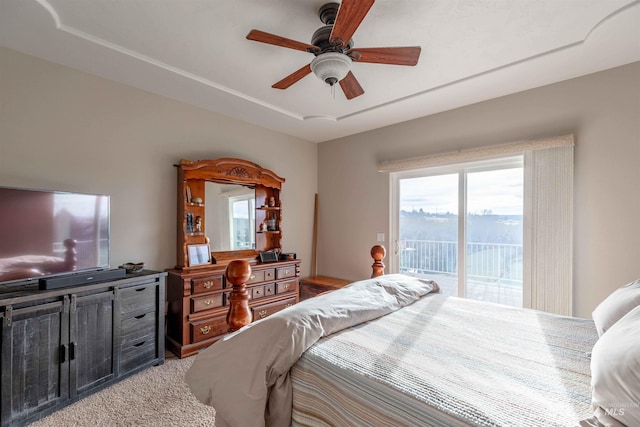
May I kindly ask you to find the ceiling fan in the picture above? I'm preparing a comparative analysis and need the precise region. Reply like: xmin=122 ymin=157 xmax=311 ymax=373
xmin=246 ymin=0 xmax=421 ymax=100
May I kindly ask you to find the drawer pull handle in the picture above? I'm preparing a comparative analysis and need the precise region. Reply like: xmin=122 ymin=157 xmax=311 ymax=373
xmin=285 ymin=304 xmax=293 ymax=308
xmin=135 ymin=313 xmax=147 ymax=319
xmin=285 ymin=270 xmax=290 ymax=275
xmin=250 ymin=274 xmax=256 ymax=280
xmin=203 ymin=299 xmax=214 ymax=306
xmin=135 ymin=287 xmax=147 ymax=292
xmin=200 ymin=325 xmax=211 ymax=335
xmin=203 ymin=281 xmax=214 ymax=289
xmin=133 ymin=341 xmax=146 ymax=347
xmin=283 ymin=284 xmax=290 ymax=291
xmin=258 ymin=310 xmax=268 ymax=319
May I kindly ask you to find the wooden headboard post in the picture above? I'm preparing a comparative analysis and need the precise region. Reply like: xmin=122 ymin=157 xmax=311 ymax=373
xmin=371 ymin=245 xmax=386 ymax=278
xmin=225 ymin=260 xmax=253 ymax=332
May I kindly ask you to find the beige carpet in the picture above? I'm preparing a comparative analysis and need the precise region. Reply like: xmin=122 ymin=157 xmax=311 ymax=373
xmin=30 ymin=355 xmax=216 ymax=427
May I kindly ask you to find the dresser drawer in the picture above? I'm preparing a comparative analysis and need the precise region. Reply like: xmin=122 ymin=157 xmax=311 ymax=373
xmin=121 ymin=311 xmax=157 ymax=342
xmin=246 ymin=270 xmax=265 ymax=285
xmin=265 ymin=283 xmax=275 ymax=297
xmin=191 ymin=315 xmax=228 ymax=343
xmin=252 ymin=297 xmax=296 ymax=321
xmin=191 ymin=293 xmax=223 ymax=313
xmin=192 ymin=275 xmax=224 ymax=294
xmin=251 ymin=286 xmax=265 ymax=299
xmin=263 ymin=268 xmax=276 ymax=281
xmin=276 ymin=266 xmax=296 ymax=279
xmin=120 ymin=336 xmax=157 ymax=374
xmin=119 ymin=284 xmax=157 ymax=316
xmin=276 ymin=279 xmax=297 ymax=294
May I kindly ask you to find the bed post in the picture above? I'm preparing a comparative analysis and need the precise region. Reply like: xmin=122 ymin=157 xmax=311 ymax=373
xmin=371 ymin=245 xmax=386 ymax=278
xmin=226 ymin=260 xmax=253 ymax=332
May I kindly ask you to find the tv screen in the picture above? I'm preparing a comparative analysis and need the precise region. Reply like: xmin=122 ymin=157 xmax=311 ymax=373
xmin=0 ymin=187 xmax=110 ymax=284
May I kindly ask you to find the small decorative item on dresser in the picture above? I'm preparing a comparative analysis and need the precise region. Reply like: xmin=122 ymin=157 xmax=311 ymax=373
xmin=266 ymin=214 xmax=277 ymax=231
xmin=186 ymin=212 xmax=194 ymax=233
xmin=188 ymin=244 xmax=211 ymax=266
xmin=259 ymin=251 xmax=278 ymax=263
xmin=120 ymin=262 xmax=144 ymax=273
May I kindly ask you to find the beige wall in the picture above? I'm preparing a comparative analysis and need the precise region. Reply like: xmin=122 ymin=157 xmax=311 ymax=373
xmin=318 ymin=62 xmax=640 ymax=318
xmin=2 ymin=46 xmax=638 ymax=318
xmin=0 ymin=47 xmax=318 ymax=276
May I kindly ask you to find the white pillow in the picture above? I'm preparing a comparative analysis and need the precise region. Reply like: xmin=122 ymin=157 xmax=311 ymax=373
xmin=589 ymin=305 xmax=640 ymax=426
xmin=592 ymin=279 xmax=640 ymax=336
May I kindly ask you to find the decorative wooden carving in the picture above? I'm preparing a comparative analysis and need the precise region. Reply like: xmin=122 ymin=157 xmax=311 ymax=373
xmin=225 ymin=260 xmax=253 ymax=332
xmin=371 ymin=245 xmax=386 ymax=277
xmin=180 ymin=158 xmax=284 ymax=189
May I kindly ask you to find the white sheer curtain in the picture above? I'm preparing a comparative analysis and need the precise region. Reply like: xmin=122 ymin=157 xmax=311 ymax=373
xmin=380 ymin=134 xmax=574 ymax=315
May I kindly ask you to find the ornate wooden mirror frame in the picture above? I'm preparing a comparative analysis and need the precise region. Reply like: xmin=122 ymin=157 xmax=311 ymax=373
xmin=175 ymin=158 xmax=285 ymax=269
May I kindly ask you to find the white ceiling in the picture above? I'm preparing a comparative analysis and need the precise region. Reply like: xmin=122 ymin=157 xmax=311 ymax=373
xmin=1 ymin=0 xmax=639 ymax=143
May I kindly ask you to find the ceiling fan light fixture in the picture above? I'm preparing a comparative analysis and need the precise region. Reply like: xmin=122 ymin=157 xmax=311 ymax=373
xmin=310 ymin=52 xmax=351 ymax=86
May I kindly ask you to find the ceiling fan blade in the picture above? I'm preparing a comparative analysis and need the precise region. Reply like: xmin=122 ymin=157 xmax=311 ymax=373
xmin=330 ymin=0 xmax=375 ymax=46
xmin=339 ymin=71 xmax=365 ymax=100
xmin=349 ymin=46 xmax=421 ymax=66
xmin=272 ymin=64 xmax=313 ymax=89
xmin=247 ymin=29 xmax=318 ymax=53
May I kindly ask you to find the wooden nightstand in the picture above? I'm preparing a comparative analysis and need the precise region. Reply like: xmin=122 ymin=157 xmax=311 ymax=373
xmin=299 ymin=275 xmax=351 ymax=300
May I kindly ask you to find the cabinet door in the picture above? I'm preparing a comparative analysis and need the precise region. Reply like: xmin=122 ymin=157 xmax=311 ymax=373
xmin=69 ymin=291 xmax=115 ymax=398
xmin=1 ymin=298 xmax=69 ymax=427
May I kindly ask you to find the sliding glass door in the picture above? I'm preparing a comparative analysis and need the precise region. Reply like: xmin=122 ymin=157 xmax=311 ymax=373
xmin=398 ymin=173 xmax=460 ymax=297
xmin=393 ymin=157 xmax=523 ymax=307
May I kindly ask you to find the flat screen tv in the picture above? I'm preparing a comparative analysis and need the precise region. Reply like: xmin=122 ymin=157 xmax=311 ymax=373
xmin=0 ymin=186 xmax=110 ymax=285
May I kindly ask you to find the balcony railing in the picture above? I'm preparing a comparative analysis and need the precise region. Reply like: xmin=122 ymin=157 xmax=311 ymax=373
xmin=399 ymin=239 xmax=523 ymax=285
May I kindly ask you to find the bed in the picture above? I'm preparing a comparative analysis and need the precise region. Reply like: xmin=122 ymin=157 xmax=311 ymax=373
xmin=186 ymin=246 xmax=640 ymax=427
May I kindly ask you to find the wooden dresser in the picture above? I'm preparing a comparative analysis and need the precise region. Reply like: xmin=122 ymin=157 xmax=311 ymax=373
xmin=166 ymin=259 xmax=300 ymax=358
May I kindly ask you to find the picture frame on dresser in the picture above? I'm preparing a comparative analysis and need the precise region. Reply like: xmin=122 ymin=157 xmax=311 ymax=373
xmin=188 ymin=244 xmax=211 ymax=266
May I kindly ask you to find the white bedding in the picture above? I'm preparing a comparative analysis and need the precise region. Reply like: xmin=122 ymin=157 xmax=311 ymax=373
xmin=185 ymin=274 xmax=440 ymax=427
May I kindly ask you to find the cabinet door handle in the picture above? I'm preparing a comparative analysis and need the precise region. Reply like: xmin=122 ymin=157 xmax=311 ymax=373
xmin=69 ymin=342 xmax=76 ymax=360
xmin=200 ymin=325 xmax=211 ymax=335
xmin=258 ymin=310 xmax=268 ymax=319
xmin=203 ymin=281 xmax=214 ymax=289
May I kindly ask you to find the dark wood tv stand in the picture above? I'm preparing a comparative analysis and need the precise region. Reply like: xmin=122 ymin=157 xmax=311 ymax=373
xmin=0 ymin=270 xmax=166 ymax=427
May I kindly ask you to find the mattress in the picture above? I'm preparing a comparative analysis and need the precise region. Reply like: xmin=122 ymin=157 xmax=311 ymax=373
xmin=291 ymin=294 xmax=598 ymax=426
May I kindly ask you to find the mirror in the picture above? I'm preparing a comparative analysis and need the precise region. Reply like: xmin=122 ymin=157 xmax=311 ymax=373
xmin=175 ymin=158 xmax=285 ymax=269
xmin=205 ymin=182 xmax=255 ymax=252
